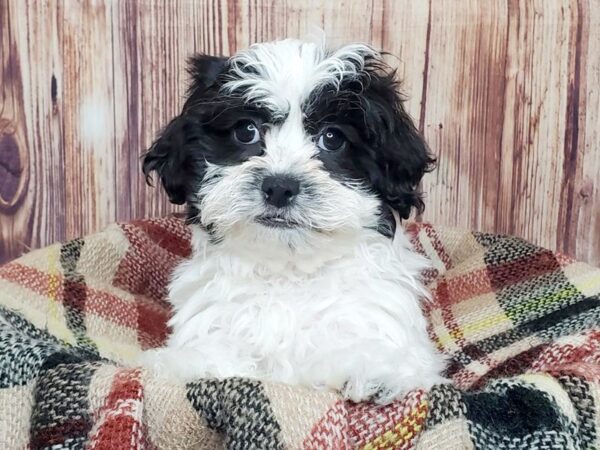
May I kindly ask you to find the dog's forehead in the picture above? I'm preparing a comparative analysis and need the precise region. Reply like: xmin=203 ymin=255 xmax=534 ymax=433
xmin=220 ymin=39 xmax=377 ymax=118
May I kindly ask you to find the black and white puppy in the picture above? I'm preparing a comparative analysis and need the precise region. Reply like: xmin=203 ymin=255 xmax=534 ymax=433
xmin=141 ymin=39 xmax=445 ymax=404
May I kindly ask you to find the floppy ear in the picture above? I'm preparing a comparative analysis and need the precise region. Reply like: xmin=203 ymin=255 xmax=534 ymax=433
xmin=182 ymin=54 xmax=228 ymax=110
xmin=363 ymin=74 xmax=436 ymax=220
xmin=142 ymin=115 xmax=195 ymax=204
xmin=142 ymin=54 xmax=228 ymax=204
xmin=380 ymin=107 xmax=436 ymax=219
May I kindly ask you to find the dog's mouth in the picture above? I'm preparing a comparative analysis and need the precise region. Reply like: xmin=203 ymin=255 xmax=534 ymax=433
xmin=255 ymin=215 xmax=300 ymax=229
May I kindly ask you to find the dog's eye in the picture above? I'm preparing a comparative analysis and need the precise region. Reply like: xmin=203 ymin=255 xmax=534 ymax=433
xmin=233 ymin=121 xmax=260 ymax=144
xmin=317 ymin=128 xmax=345 ymax=151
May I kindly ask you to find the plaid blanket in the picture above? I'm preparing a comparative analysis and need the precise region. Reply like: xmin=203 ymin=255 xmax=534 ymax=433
xmin=1 ymin=217 xmax=599 ymax=449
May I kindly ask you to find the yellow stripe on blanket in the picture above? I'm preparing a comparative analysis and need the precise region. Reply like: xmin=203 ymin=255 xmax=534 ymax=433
xmin=362 ymin=399 xmax=428 ymax=450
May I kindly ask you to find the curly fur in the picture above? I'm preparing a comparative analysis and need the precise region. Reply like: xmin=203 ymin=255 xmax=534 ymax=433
xmin=140 ymin=38 xmax=444 ymax=404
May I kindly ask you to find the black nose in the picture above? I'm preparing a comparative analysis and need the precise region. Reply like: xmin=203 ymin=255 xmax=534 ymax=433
xmin=261 ymin=175 xmax=300 ymax=208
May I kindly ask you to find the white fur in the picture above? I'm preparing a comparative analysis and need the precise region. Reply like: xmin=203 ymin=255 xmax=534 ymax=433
xmin=141 ymin=223 xmax=445 ymax=404
xmin=140 ymin=39 xmax=445 ymax=404
xmin=222 ymin=39 xmax=376 ymax=118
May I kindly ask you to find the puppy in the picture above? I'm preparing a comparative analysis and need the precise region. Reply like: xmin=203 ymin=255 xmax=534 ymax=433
xmin=141 ymin=39 xmax=445 ymax=404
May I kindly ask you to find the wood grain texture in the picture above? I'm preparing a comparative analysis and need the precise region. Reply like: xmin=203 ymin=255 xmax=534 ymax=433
xmin=1 ymin=0 xmax=599 ymax=265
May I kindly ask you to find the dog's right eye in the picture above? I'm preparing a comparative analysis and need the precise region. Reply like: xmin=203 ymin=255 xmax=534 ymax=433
xmin=317 ymin=128 xmax=346 ymax=151
xmin=233 ymin=121 xmax=260 ymax=144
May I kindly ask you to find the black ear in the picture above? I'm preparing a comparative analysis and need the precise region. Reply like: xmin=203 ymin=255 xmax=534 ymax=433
xmin=143 ymin=54 xmax=227 ymax=204
xmin=142 ymin=116 xmax=194 ymax=205
xmin=382 ymin=107 xmax=436 ymax=219
xmin=363 ymin=73 xmax=436 ymax=220
xmin=183 ymin=54 xmax=228 ymax=110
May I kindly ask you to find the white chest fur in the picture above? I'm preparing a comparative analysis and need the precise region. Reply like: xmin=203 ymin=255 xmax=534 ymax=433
xmin=143 ymin=226 xmax=445 ymax=404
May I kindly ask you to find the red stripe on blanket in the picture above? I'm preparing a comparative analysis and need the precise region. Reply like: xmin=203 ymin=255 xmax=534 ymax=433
xmin=303 ymin=400 xmax=352 ymax=450
xmin=432 ymin=268 xmax=493 ymax=307
xmin=0 ymin=262 xmax=56 ymax=296
xmin=0 ymin=263 xmax=137 ymax=327
xmin=136 ymin=295 xmax=171 ymax=349
xmin=470 ymin=344 xmax=550 ymax=390
xmin=114 ymin=224 xmax=184 ymax=304
xmin=129 ymin=218 xmax=191 ymax=258
xmin=449 ymin=368 xmax=481 ymax=390
xmin=88 ymin=368 xmax=150 ymax=449
xmin=408 ymin=228 xmax=440 ymax=286
xmin=532 ymin=330 xmax=600 ymax=372
xmin=421 ymin=223 xmax=452 ymax=269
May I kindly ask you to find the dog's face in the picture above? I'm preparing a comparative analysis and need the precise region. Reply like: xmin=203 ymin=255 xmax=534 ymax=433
xmin=143 ymin=40 xmax=434 ymax=250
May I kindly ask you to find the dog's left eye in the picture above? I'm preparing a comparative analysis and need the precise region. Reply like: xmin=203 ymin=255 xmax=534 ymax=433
xmin=317 ymin=128 xmax=346 ymax=151
xmin=233 ymin=121 xmax=260 ymax=144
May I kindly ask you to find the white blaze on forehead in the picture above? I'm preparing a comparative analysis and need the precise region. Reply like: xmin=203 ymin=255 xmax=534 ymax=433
xmin=221 ymin=39 xmax=378 ymax=117
xmin=262 ymin=107 xmax=317 ymax=174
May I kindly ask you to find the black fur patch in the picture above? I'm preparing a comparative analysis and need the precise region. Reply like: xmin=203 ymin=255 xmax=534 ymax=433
xmin=303 ymin=56 xmax=435 ymax=220
xmin=143 ymin=55 xmax=270 ymax=205
xmin=143 ymin=50 xmax=435 ymax=234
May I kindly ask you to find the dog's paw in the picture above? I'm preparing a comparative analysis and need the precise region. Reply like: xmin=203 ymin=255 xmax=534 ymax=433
xmin=341 ymin=379 xmax=387 ymax=404
xmin=341 ymin=373 xmax=447 ymax=405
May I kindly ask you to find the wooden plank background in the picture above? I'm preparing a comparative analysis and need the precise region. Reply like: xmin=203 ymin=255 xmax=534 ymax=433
xmin=1 ymin=0 xmax=599 ymax=265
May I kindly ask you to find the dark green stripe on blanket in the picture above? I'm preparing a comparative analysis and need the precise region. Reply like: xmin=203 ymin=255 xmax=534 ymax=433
xmin=0 ymin=307 xmax=65 ymax=388
xmin=187 ymin=378 xmax=285 ymax=450
xmin=446 ymin=297 xmax=600 ymax=377
xmin=60 ymin=239 xmax=98 ymax=354
xmin=29 ymin=362 xmax=97 ymax=449
xmin=558 ymin=376 xmax=597 ymax=449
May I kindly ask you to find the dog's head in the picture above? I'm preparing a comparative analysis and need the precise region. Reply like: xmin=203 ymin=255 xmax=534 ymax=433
xmin=143 ymin=39 xmax=434 ymax=250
